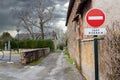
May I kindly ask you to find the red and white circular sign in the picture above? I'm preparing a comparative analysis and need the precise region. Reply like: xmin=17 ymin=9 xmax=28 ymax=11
xmin=86 ymin=8 xmax=105 ymax=28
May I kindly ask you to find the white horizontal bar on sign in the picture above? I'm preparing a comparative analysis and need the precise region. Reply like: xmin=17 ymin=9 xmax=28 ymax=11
xmin=88 ymin=16 xmax=103 ymax=20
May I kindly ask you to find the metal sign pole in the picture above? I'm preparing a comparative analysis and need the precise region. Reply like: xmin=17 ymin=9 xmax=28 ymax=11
xmin=94 ymin=35 xmax=99 ymax=80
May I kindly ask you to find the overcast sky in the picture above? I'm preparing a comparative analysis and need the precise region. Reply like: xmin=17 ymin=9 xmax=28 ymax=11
xmin=0 ymin=0 xmax=69 ymax=37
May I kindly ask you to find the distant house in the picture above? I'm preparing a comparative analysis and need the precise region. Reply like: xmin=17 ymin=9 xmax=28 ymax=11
xmin=15 ymin=31 xmax=57 ymax=40
xmin=66 ymin=0 xmax=120 ymax=80
xmin=15 ymin=33 xmax=40 ymax=40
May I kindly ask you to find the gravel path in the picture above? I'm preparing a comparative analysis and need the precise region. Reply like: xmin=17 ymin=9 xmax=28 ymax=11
xmin=0 ymin=52 xmax=85 ymax=80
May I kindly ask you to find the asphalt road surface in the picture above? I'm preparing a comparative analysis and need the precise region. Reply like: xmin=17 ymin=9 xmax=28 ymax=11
xmin=0 ymin=52 xmax=85 ymax=80
xmin=0 ymin=52 xmax=20 ymax=63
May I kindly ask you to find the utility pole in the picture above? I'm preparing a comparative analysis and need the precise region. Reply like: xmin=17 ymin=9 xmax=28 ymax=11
xmin=16 ymin=28 xmax=20 ymax=54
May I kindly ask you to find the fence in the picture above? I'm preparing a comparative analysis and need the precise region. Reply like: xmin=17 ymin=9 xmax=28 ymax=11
xmin=20 ymin=48 xmax=50 ymax=64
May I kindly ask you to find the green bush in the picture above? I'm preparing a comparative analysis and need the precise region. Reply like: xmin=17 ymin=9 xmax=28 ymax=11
xmin=11 ymin=39 xmax=18 ymax=49
xmin=0 ymin=41 xmax=4 ymax=49
xmin=10 ymin=39 xmax=54 ymax=51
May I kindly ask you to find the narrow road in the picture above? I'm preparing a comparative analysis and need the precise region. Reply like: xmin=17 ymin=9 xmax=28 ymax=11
xmin=0 ymin=52 xmax=85 ymax=80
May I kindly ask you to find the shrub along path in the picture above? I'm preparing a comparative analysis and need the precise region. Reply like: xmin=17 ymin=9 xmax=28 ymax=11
xmin=0 ymin=51 xmax=85 ymax=80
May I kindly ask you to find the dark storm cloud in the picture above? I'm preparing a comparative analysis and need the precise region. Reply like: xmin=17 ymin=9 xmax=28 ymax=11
xmin=52 ymin=0 xmax=69 ymax=24
xmin=0 ymin=0 xmax=69 ymax=32
xmin=0 ymin=3 xmax=17 ymax=29
xmin=0 ymin=0 xmax=40 ymax=32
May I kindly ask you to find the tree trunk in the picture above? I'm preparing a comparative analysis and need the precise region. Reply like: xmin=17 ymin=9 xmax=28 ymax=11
xmin=40 ymin=23 xmax=44 ymax=39
xmin=30 ymin=33 xmax=35 ymax=40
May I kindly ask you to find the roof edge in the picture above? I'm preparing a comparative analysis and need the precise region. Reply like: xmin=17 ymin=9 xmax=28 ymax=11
xmin=65 ymin=0 xmax=75 ymax=26
xmin=65 ymin=0 xmax=89 ymax=26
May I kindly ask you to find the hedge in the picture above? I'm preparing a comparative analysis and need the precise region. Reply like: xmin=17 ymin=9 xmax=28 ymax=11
xmin=10 ymin=39 xmax=54 ymax=51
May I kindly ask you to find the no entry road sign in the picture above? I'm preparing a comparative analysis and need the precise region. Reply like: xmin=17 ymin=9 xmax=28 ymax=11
xmin=85 ymin=8 xmax=106 ymax=80
xmin=86 ymin=8 xmax=105 ymax=28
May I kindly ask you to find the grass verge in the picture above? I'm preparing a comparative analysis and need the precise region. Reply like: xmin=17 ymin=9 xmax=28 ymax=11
xmin=66 ymin=57 xmax=73 ymax=64
xmin=63 ymin=49 xmax=73 ymax=64
xmin=63 ymin=49 xmax=68 ymax=55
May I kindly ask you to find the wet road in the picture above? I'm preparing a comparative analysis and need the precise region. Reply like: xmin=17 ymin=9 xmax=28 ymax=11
xmin=0 ymin=53 xmax=20 ymax=63
xmin=0 ymin=52 xmax=85 ymax=80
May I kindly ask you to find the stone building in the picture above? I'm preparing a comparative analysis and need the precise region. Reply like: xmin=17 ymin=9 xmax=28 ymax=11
xmin=66 ymin=0 xmax=120 ymax=80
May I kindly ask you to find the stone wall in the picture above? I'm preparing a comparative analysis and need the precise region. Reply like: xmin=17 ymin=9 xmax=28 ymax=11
xmin=21 ymin=48 xmax=50 ymax=64
xmin=67 ymin=0 xmax=81 ymax=68
xmin=98 ymin=40 xmax=106 ymax=80
xmin=80 ymin=39 xmax=94 ymax=80
xmin=80 ymin=39 xmax=106 ymax=80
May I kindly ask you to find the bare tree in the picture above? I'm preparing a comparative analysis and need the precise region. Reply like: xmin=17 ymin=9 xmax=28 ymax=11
xmin=33 ymin=0 xmax=55 ymax=39
xmin=16 ymin=9 xmax=36 ymax=39
xmin=13 ymin=0 xmax=55 ymax=39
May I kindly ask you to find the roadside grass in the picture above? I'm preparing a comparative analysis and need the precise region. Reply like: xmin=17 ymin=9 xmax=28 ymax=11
xmin=63 ymin=49 xmax=73 ymax=64
xmin=63 ymin=49 xmax=68 ymax=55
xmin=66 ymin=57 xmax=73 ymax=64
xmin=28 ymin=57 xmax=45 ymax=66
